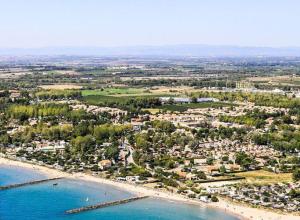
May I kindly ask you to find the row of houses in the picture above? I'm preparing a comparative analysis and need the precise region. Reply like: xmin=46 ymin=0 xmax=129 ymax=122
xmin=216 ymin=183 xmax=300 ymax=212
xmin=159 ymin=97 xmax=219 ymax=104
xmin=71 ymin=104 xmax=127 ymax=116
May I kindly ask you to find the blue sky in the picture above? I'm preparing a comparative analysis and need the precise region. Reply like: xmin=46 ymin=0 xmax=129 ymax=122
xmin=0 ymin=0 xmax=299 ymax=48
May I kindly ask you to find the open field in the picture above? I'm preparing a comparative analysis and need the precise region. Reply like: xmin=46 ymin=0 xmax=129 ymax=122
xmin=142 ymin=108 xmax=161 ymax=114
xmin=0 ymin=71 xmax=31 ymax=79
xmin=82 ymin=88 xmax=147 ymax=96
xmin=81 ymin=86 xmax=235 ymax=110
xmin=237 ymin=170 xmax=293 ymax=185
xmin=82 ymin=86 xmax=191 ymax=97
xmin=247 ymin=75 xmax=300 ymax=86
xmin=39 ymin=84 xmax=83 ymax=90
xmin=82 ymin=95 xmax=128 ymax=105
xmin=149 ymin=86 xmax=195 ymax=94
xmin=81 ymin=86 xmax=187 ymax=105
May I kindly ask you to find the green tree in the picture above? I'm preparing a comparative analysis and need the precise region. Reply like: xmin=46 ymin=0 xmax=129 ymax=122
xmin=70 ymin=135 xmax=95 ymax=157
xmin=293 ymin=168 xmax=300 ymax=181
xmin=104 ymin=145 xmax=119 ymax=160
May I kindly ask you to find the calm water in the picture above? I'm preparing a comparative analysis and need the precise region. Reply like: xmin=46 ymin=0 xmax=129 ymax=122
xmin=0 ymin=165 xmax=240 ymax=220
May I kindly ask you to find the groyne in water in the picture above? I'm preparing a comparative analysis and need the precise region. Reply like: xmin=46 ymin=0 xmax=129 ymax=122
xmin=0 ymin=177 xmax=63 ymax=190
xmin=65 ymin=196 xmax=149 ymax=214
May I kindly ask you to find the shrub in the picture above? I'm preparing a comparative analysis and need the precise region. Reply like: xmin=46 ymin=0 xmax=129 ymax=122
xmin=211 ymin=196 xmax=219 ymax=202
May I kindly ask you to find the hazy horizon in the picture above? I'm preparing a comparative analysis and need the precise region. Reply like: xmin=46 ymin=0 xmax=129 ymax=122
xmin=1 ymin=0 xmax=300 ymax=49
xmin=1 ymin=44 xmax=300 ymax=57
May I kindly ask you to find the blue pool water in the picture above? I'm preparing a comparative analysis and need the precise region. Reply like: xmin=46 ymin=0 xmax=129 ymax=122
xmin=0 ymin=165 xmax=240 ymax=220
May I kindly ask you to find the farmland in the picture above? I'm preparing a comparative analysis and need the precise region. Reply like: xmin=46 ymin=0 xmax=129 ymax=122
xmin=39 ymin=84 xmax=83 ymax=90
xmin=81 ymin=87 xmax=187 ymax=97
xmin=82 ymin=88 xmax=145 ymax=96
xmin=81 ymin=87 xmax=180 ymax=105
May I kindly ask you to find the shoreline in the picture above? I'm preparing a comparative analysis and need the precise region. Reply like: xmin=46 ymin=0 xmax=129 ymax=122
xmin=1 ymin=157 xmax=298 ymax=220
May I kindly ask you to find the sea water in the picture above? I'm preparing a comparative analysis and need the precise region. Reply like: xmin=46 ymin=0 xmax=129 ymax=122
xmin=0 ymin=165 xmax=240 ymax=220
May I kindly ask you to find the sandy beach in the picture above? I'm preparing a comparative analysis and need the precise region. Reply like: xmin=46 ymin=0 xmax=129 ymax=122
xmin=1 ymin=157 xmax=299 ymax=220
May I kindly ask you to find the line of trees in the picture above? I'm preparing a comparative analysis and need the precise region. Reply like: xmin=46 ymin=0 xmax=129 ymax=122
xmin=34 ymin=90 xmax=82 ymax=100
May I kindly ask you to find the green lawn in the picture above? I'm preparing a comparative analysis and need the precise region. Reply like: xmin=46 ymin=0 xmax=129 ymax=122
xmin=82 ymin=95 xmax=127 ymax=105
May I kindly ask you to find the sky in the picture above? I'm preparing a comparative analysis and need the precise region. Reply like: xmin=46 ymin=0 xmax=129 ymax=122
xmin=0 ymin=0 xmax=300 ymax=48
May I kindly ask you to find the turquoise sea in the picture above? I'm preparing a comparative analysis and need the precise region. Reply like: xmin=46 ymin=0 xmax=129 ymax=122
xmin=0 ymin=165 xmax=240 ymax=220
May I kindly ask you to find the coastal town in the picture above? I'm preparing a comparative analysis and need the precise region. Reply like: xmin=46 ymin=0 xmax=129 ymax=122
xmin=0 ymin=57 xmax=300 ymax=220
xmin=2 ymin=1 xmax=300 ymax=219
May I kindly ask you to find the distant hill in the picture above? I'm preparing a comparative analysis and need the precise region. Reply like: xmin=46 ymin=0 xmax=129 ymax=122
xmin=1 ymin=45 xmax=300 ymax=57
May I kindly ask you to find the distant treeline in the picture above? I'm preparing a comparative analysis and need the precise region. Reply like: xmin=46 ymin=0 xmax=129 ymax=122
xmin=34 ymin=90 xmax=82 ymax=100
xmin=126 ymin=79 xmax=237 ymax=88
xmin=194 ymin=91 xmax=300 ymax=108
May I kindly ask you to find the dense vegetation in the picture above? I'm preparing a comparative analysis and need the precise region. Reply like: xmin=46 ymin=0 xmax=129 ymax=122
xmin=35 ymin=90 xmax=81 ymax=100
xmin=219 ymin=109 xmax=282 ymax=128
xmin=194 ymin=91 xmax=300 ymax=108
xmin=253 ymin=129 xmax=300 ymax=152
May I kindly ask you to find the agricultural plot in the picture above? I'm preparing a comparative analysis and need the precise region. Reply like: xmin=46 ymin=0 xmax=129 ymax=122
xmin=81 ymin=87 xmax=180 ymax=97
xmin=82 ymin=95 xmax=128 ymax=105
xmin=247 ymin=75 xmax=300 ymax=87
xmin=39 ymin=84 xmax=82 ymax=90
xmin=81 ymin=87 xmax=180 ymax=105
xmin=82 ymin=88 xmax=145 ymax=96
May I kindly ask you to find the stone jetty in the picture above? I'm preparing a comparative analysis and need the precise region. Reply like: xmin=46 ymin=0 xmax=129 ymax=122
xmin=0 ymin=177 xmax=63 ymax=190
xmin=65 ymin=196 xmax=149 ymax=214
